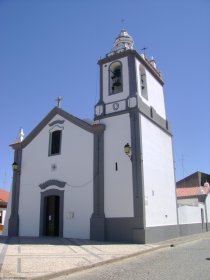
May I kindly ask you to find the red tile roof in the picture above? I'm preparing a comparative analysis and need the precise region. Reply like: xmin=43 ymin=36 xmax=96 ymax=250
xmin=0 ymin=189 xmax=10 ymax=203
xmin=176 ymin=186 xmax=210 ymax=198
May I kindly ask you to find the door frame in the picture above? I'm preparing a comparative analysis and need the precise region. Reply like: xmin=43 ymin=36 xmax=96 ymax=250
xmin=39 ymin=189 xmax=64 ymax=237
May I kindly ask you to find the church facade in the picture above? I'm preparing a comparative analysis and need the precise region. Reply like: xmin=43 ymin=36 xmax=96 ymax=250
xmin=5 ymin=30 xmax=179 ymax=243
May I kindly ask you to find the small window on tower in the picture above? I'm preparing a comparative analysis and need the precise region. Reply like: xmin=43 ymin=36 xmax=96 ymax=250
xmin=49 ymin=130 xmax=62 ymax=156
xmin=109 ymin=61 xmax=123 ymax=94
xmin=140 ymin=65 xmax=148 ymax=100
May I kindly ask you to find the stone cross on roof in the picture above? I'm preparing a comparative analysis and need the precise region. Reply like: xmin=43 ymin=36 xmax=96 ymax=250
xmin=56 ymin=96 xmax=63 ymax=108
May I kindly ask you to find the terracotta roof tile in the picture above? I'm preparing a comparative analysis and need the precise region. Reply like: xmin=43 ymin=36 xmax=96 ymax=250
xmin=176 ymin=186 xmax=210 ymax=198
xmin=0 ymin=189 xmax=10 ymax=203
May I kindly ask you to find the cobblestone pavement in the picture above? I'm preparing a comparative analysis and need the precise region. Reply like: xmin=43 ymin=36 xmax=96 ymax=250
xmin=54 ymin=237 xmax=210 ymax=280
xmin=0 ymin=232 xmax=209 ymax=280
xmin=0 ymin=236 xmax=159 ymax=279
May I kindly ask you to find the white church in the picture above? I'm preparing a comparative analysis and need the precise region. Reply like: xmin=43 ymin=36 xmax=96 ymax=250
xmin=5 ymin=30 xmax=180 ymax=243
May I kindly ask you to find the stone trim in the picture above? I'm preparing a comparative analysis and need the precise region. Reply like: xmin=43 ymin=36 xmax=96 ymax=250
xmin=138 ymin=98 xmax=172 ymax=135
xmin=179 ymin=223 xmax=208 ymax=237
xmin=48 ymin=120 xmax=65 ymax=127
xmin=98 ymin=49 xmax=164 ymax=86
xmin=39 ymin=180 xmax=66 ymax=190
xmin=144 ymin=225 xmax=180 ymax=243
xmin=95 ymin=99 xmax=172 ymax=136
xmin=127 ymin=53 xmax=137 ymax=97
xmin=108 ymin=60 xmax=123 ymax=96
xmin=90 ymin=124 xmax=105 ymax=241
xmin=10 ymin=107 xmax=104 ymax=150
xmin=130 ymin=109 xmax=145 ymax=227
xmin=48 ymin=129 xmax=63 ymax=157
xmin=105 ymin=218 xmax=179 ymax=243
xmin=8 ymin=149 xmax=22 ymax=236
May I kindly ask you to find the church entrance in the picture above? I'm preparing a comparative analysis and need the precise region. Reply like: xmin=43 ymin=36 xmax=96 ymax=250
xmin=44 ymin=195 xmax=59 ymax=236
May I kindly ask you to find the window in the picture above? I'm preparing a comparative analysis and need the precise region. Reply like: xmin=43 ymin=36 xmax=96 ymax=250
xmin=0 ymin=211 xmax=2 ymax=224
xmin=140 ymin=65 xmax=148 ymax=99
xmin=49 ymin=130 xmax=62 ymax=156
xmin=109 ymin=61 xmax=123 ymax=94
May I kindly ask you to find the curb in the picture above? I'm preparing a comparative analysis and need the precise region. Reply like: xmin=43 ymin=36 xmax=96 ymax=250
xmin=29 ymin=232 xmax=210 ymax=280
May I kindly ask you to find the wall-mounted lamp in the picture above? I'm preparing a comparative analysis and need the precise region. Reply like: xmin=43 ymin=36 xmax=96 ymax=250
xmin=12 ymin=162 xmax=18 ymax=171
xmin=124 ymin=143 xmax=132 ymax=161
xmin=12 ymin=161 xmax=20 ymax=174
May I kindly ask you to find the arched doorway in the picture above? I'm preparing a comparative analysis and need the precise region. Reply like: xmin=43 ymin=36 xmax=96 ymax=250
xmin=39 ymin=188 xmax=64 ymax=237
xmin=44 ymin=195 xmax=59 ymax=236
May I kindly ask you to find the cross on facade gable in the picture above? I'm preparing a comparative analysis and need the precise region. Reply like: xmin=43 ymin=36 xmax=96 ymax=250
xmin=56 ymin=96 xmax=63 ymax=108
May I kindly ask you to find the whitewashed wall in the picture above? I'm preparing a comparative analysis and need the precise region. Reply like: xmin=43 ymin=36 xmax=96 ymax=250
xmin=135 ymin=59 xmax=166 ymax=119
xmin=205 ymin=194 xmax=210 ymax=223
xmin=141 ymin=115 xmax=178 ymax=227
xmin=18 ymin=114 xmax=93 ymax=238
xmin=0 ymin=209 xmax=7 ymax=225
xmin=102 ymin=113 xmax=134 ymax=217
xmin=178 ymin=203 xmax=206 ymax=224
xmin=3 ymin=192 xmax=11 ymax=235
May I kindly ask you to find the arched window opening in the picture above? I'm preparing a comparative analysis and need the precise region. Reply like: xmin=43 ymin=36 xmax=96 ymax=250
xmin=140 ymin=65 xmax=148 ymax=99
xmin=109 ymin=61 xmax=123 ymax=94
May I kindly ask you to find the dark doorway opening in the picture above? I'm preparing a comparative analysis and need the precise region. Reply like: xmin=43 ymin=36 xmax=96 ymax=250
xmin=44 ymin=195 xmax=59 ymax=236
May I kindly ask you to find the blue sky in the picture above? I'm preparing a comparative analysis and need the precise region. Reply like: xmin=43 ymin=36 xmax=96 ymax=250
xmin=0 ymin=0 xmax=209 ymax=190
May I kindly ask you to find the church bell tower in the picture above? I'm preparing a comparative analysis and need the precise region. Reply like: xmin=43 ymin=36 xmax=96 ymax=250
xmin=93 ymin=30 xmax=179 ymax=243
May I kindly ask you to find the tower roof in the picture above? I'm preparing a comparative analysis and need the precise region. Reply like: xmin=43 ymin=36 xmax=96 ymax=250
xmin=111 ymin=29 xmax=134 ymax=54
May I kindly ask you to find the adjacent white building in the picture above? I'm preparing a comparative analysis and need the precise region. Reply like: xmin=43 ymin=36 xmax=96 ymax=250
xmin=176 ymin=171 xmax=210 ymax=235
xmin=5 ymin=30 xmax=179 ymax=243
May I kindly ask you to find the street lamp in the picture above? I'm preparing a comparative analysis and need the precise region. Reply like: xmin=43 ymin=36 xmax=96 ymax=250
xmin=124 ymin=143 xmax=132 ymax=161
xmin=12 ymin=162 xmax=18 ymax=171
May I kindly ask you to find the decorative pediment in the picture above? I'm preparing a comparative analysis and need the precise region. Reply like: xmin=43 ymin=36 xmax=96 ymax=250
xmin=39 ymin=180 xmax=66 ymax=190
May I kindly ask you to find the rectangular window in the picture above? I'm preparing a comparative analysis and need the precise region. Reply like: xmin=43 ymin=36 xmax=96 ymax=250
xmin=0 ymin=211 xmax=2 ymax=224
xmin=140 ymin=65 xmax=148 ymax=100
xmin=50 ymin=130 xmax=61 ymax=155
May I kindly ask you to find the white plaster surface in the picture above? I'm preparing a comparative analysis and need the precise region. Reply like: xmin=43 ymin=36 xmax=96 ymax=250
xmin=17 ymin=114 xmax=93 ymax=238
xmin=3 ymin=192 xmax=12 ymax=235
xmin=206 ymin=194 xmax=210 ymax=223
xmin=141 ymin=115 xmax=178 ymax=227
xmin=102 ymin=113 xmax=134 ymax=218
xmin=0 ymin=209 xmax=7 ymax=225
xmin=178 ymin=203 xmax=206 ymax=224
xmin=135 ymin=59 xmax=166 ymax=119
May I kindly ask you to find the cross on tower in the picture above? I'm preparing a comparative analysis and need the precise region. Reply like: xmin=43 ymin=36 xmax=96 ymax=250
xmin=56 ymin=96 xmax=63 ymax=108
xmin=141 ymin=47 xmax=148 ymax=57
xmin=121 ymin=19 xmax=125 ymax=28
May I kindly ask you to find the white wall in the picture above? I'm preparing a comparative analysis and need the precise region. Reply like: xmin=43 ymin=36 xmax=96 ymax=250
xmin=102 ymin=113 xmax=134 ymax=217
xmin=205 ymin=194 xmax=210 ymax=223
xmin=135 ymin=59 xmax=166 ymax=119
xmin=3 ymin=192 xmax=12 ymax=235
xmin=18 ymin=114 xmax=93 ymax=238
xmin=178 ymin=203 xmax=206 ymax=224
xmin=102 ymin=57 xmax=129 ymax=104
xmin=141 ymin=115 xmax=178 ymax=227
xmin=0 ymin=209 xmax=7 ymax=225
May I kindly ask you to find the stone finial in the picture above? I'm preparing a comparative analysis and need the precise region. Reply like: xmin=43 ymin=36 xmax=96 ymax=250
xmin=111 ymin=29 xmax=134 ymax=53
xmin=17 ymin=128 xmax=24 ymax=142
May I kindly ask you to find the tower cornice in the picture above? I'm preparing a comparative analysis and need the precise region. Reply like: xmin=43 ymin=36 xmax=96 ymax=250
xmin=98 ymin=49 xmax=164 ymax=86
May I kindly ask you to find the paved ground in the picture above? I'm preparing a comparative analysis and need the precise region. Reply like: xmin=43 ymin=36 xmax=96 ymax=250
xmin=0 ymin=232 xmax=209 ymax=280
xmin=55 ymin=236 xmax=210 ymax=280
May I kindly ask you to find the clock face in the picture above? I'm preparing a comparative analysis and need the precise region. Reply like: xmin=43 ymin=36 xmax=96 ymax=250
xmin=112 ymin=102 xmax=119 ymax=111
